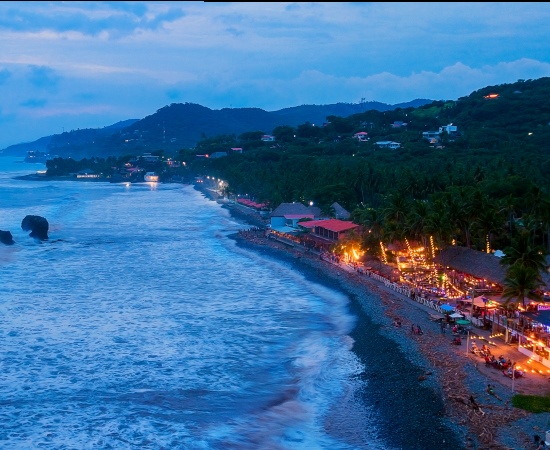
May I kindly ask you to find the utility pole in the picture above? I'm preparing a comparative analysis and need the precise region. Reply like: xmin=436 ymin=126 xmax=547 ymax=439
xmin=469 ymin=287 xmax=475 ymax=324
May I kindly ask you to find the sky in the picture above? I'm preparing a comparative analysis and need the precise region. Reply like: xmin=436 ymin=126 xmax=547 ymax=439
xmin=1 ymin=1 xmax=550 ymax=150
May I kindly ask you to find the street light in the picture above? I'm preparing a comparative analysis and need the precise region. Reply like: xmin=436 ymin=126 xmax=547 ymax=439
xmin=512 ymin=362 xmax=516 ymax=392
xmin=469 ymin=287 xmax=475 ymax=323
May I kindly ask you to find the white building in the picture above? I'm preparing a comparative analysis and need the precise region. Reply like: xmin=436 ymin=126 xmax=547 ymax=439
xmin=375 ymin=141 xmax=400 ymax=149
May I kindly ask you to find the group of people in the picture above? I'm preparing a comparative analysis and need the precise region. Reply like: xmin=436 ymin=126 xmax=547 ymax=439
xmin=484 ymin=354 xmax=512 ymax=370
xmin=470 ymin=342 xmax=526 ymax=378
xmin=470 ymin=341 xmax=492 ymax=357
xmin=452 ymin=324 xmax=469 ymax=335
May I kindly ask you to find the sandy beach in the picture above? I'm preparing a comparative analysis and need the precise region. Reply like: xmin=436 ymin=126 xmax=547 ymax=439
xmin=210 ymin=191 xmax=550 ymax=450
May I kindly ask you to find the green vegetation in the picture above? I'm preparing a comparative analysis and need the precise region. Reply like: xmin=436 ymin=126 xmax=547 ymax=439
xmin=512 ymin=394 xmax=550 ymax=413
xmin=44 ymin=78 xmax=550 ymax=289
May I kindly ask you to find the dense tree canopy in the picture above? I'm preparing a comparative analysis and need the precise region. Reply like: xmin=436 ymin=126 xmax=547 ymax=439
xmin=47 ymin=77 xmax=550 ymax=265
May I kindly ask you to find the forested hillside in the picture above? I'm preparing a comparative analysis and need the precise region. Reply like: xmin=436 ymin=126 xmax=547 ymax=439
xmin=41 ymin=77 xmax=550 ymax=258
xmin=1 ymin=99 xmax=429 ymax=159
xmin=185 ymin=77 xmax=550 ymax=255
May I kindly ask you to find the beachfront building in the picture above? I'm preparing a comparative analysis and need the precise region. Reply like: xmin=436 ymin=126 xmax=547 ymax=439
xmin=75 ymin=168 xmax=100 ymax=179
xmin=269 ymin=202 xmax=320 ymax=234
xmin=434 ymin=246 xmax=550 ymax=369
xmin=434 ymin=246 xmax=504 ymax=300
xmin=298 ymin=219 xmax=359 ymax=241
xmin=299 ymin=219 xmax=364 ymax=263
xmin=297 ymin=218 xmax=362 ymax=256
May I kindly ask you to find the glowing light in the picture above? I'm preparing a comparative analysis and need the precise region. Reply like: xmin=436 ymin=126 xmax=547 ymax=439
xmin=380 ymin=242 xmax=387 ymax=264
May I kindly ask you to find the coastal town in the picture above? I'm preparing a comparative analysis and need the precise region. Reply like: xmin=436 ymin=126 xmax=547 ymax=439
xmin=218 ymin=189 xmax=550 ymax=370
xmin=201 ymin=185 xmax=550 ymax=449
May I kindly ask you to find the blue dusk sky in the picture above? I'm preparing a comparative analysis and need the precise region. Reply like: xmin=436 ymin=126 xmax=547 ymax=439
xmin=0 ymin=1 xmax=549 ymax=150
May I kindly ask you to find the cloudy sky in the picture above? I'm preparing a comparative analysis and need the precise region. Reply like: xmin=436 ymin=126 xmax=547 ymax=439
xmin=0 ymin=1 xmax=549 ymax=149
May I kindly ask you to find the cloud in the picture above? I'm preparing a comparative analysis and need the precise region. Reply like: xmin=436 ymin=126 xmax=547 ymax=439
xmin=1 ymin=2 xmax=550 ymax=150
xmin=28 ymin=66 xmax=61 ymax=90
xmin=0 ymin=2 xmax=185 ymax=38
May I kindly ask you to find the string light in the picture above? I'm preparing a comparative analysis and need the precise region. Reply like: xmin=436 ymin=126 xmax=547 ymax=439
xmin=430 ymin=235 xmax=436 ymax=260
xmin=380 ymin=242 xmax=387 ymax=264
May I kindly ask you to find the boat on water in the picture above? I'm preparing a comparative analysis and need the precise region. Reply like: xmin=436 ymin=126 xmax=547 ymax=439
xmin=144 ymin=172 xmax=159 ymax=182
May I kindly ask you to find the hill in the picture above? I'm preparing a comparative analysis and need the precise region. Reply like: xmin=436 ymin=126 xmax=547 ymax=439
xmin=187 ymin=76 xmax=550 ymax=209
xmin=0 ymin=100 xmax=431 ymax=159
xmin=0 ymin=119 xmax=139 ymax=158
xmin=269 ymin=99 xmax=431 ymax=126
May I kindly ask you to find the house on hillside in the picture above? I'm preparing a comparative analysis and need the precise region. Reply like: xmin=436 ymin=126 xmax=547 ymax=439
xmin=141 ymin=153 xmax=160 ymax=163
xmin=439 ymin=123 xmax=457 ymax=134
xmin=230 ymin=147 xmax=243 ymax=153
xmin=353 ymin=132 xmax=369 ymax=142
xmin=391 ymin=121 xmax=408 ymax=128
xmin=422 ymin=131 xmax=441 ymax=141
xmin=261 ymin=135 xmax=275 ymax=142
xmin=375 ymin=141 xmax=400 ymax=149
xmin=269 ymin=202 xmax=320 ymax=233
xmin=438 ymin=123 xmax=460 ymax=138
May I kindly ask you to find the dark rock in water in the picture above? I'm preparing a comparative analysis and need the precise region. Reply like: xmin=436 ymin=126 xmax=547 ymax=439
xmin=0 ymin=230 xmax=15 ymax=245
xmin=21 ymin=215 xmax=49 ymax=240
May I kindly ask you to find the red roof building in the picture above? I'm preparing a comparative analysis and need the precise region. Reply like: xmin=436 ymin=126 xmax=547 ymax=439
xmin=299 ymin=219 xmax=359 ymax=241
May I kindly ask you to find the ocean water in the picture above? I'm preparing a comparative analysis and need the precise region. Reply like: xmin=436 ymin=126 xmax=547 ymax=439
xmin=0 ymin=157 xmax=387 ymax=450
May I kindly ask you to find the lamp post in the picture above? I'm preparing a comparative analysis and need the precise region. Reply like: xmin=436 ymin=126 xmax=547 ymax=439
xmin=511 ymin=362 xmax=515 ymax=393
xmin=469 ymin=287 xmax=475 ymax=324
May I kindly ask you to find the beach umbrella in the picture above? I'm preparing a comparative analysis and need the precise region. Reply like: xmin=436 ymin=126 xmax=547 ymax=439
xmin=440 ymin=304 xmax=454 ymax=312
xmin=456 ymin=319 xmax=470 ymax=325
xmin=450 ymin=312 xmax=464 ymax=318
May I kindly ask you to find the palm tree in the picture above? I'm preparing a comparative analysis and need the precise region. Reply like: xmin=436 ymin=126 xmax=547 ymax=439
xmin=382 ymin=191 xmax=411 ymax=235
xmin=526 ymin=186 xmax=550 ymax=251
xmin=472 ymin=203 xmax=504 ymax=253
xmin=350 ymin=207 xmax=384 ymax=240
xmin=501 ymin=264 xmax=543 ymax=309
xmin=424 ymin=198 xmax=453 ymax=250
xmin=406 ymin=199 xmax=430 ymax=250
xmin=498 ymin=193 xmax=517 ymax=241
xmin=500 ymin=232 xmax=547 ymax=274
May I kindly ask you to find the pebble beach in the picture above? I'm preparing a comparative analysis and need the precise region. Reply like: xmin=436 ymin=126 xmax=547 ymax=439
xmin=213 ymin=193 xmax=550 ymax=450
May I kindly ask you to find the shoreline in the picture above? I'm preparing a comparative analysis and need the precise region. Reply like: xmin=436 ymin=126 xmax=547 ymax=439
xmin=197 ymin=187 xmax=550 ymax=450
xmin=231 ymin=232 xmax=466 ymax=449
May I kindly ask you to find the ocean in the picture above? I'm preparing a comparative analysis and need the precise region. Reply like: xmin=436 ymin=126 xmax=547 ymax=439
xmin=0 ymin=157 xmax=390 ymax=450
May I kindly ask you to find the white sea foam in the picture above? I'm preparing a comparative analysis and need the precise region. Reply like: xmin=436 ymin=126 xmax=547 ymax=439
xmin=0 ymin=157 xmax=380 ymax=449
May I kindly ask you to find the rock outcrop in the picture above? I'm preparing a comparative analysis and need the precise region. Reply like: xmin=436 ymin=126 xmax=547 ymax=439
xmin=21 ymin=215 xmax=49 ymax=240
xmin=0 ymin=230 xmax=14 ymax=245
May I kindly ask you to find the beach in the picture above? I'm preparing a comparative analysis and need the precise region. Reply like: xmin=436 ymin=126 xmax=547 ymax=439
xmin=215 ymin=193 xmax=550 ymax=450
